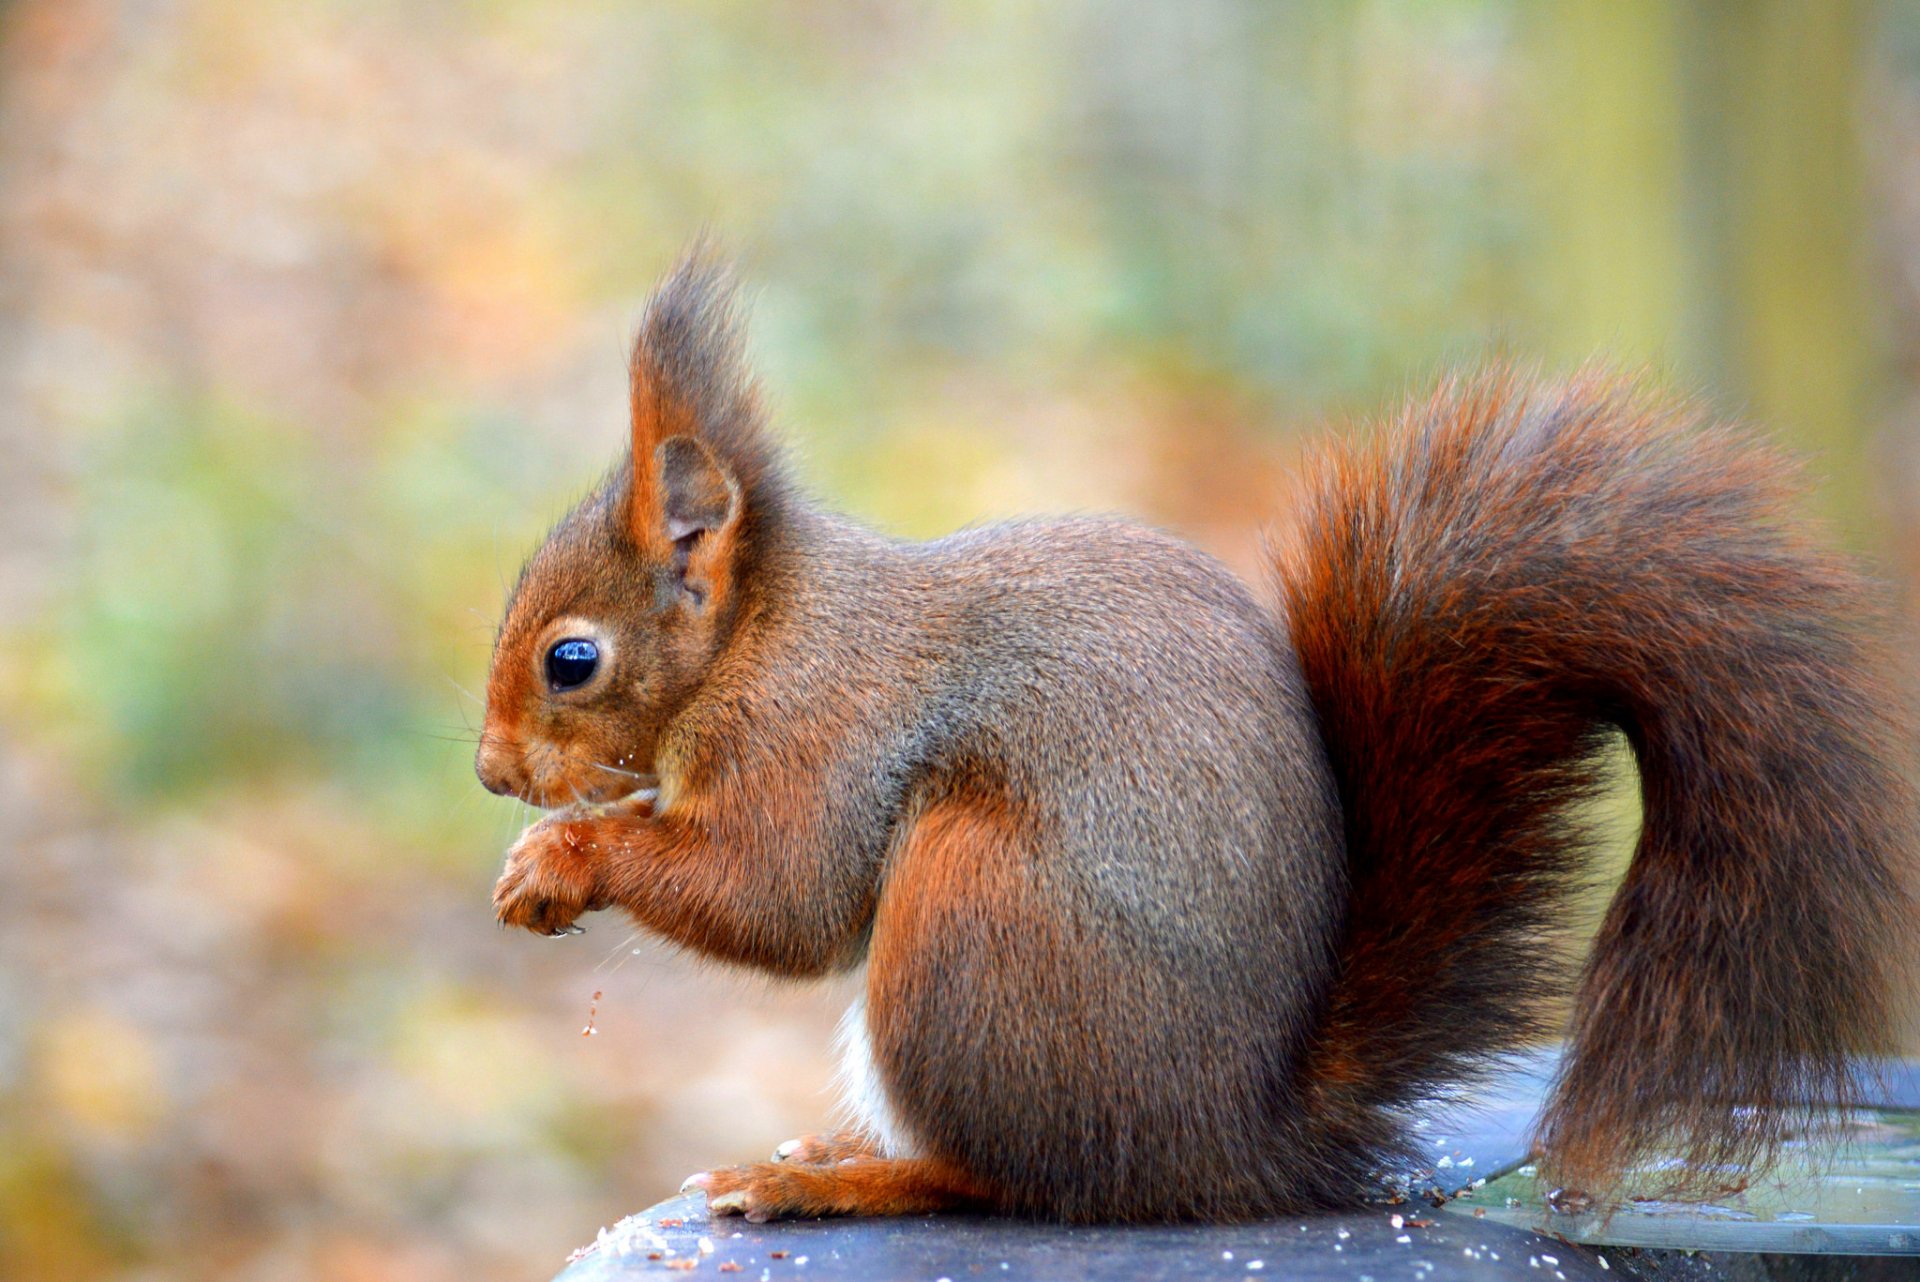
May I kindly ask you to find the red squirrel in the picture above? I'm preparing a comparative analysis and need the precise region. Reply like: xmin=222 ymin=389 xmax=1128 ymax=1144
xmin=477 ymin=252 xmax=1915 ymax=1224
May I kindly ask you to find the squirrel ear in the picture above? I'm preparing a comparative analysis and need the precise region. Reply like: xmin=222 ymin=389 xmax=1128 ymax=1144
xmin=656 ymin=435 xmax=739 ymax=542
xmin=651 ymin=435 xmax=741 ymax=607
xmin=625 ymin=249 xmax=777 ymax=560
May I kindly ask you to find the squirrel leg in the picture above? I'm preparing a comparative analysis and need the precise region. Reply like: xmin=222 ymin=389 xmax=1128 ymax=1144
xmin=684 ymin=1157 xmax=991 ymax=1222
xmin=769 ymin=1131 xmax=882 ymax=1165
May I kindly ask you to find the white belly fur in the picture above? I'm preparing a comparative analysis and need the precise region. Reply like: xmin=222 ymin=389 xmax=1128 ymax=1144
xmin=833 ymin=994 xmax=921 ymax=1158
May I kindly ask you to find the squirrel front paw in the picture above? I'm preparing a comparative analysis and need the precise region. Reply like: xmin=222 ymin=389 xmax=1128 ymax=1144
xmin=492 ymin=814 xmax=608 ymax=936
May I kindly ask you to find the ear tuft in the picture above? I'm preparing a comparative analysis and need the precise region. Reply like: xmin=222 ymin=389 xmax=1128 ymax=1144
xmin=627 ymin=245 xmax=783 ymax=553
xmin=658 ymin=435 xmax=738 ymax=542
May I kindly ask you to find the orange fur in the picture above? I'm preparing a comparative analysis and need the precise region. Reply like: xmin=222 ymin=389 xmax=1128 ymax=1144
xmin=694 ymin=1157 xmax=991 ymax=1222
xmin=768 ymin=1132 xmax=883 ymax=1166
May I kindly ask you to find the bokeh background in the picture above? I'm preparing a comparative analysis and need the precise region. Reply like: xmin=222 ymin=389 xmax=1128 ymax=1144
xmin=4 ymin=3 xmax=1920 ymax=1279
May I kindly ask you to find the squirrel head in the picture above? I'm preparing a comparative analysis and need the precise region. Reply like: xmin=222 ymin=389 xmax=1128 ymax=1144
xmin=476 ymin=253 xmax=785 ymax=806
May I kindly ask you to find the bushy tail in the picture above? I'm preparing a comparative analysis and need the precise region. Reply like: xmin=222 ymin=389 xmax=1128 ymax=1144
xmin=1277 ymin=369 xmax=1914 ymax=1199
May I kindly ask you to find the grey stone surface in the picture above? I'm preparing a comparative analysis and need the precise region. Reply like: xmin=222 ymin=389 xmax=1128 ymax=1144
xmin=550 ymin=1052 xmax=1920 ymax=1281
xmin=556 ymin=1192 xmax=1614 ymax=1282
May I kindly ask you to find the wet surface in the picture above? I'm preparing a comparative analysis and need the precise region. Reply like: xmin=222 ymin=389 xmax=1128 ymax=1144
xmin=1472 ymin=1104 xmax=1920 ymax=1256
xmin=551 ymin=1052 xmax=1920 ymax=1280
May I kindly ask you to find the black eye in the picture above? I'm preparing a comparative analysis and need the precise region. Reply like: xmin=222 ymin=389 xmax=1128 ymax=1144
xmin=545 ymin=638 xmax=600 ymax=691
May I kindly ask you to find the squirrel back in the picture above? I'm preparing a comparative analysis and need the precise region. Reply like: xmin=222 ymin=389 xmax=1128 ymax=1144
xmin=1279 ymin=371 xmax=1916 ymax=1198
xmin=482 ymin=259 xmax=1914 ymax=1220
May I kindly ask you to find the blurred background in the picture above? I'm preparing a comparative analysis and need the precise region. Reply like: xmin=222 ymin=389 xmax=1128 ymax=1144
xmin=4 ymin=2 xmax=1920 ymax=1279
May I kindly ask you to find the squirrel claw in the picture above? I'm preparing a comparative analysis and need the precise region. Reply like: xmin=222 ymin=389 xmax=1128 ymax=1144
xmin=709 ymin=1190 xmax=752 ymax=1218
xmin=710 ymin=1189 xmax=768 ymax=1220
xmin=544 ymin=923 xmax=587 ymax=938
xmin=680 ymin=1171 xmax=712 ymax=1192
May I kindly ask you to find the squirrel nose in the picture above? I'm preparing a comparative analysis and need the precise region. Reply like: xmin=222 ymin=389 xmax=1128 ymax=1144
xmin=475 ymin=740 xmax=526 ymax=797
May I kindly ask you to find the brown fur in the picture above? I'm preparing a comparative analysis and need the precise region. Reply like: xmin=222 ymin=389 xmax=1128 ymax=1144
xmin=479 ymin=254 xmax=1915 ymax=1221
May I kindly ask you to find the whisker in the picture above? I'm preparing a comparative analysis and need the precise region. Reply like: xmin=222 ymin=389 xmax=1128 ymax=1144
xmin=597 ymin=930 xmax=665 ymax=978
xmin=443 ymin=675 xmax=485 ymax=708
xmin=597 ymin=930 xmax=642 ymax=969
xmin=590 ymin=761 xmax=652 ymax=781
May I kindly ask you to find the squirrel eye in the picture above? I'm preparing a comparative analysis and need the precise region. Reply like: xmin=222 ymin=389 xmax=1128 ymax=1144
xmin=545 ymin=638 xmax=600 ymax=691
